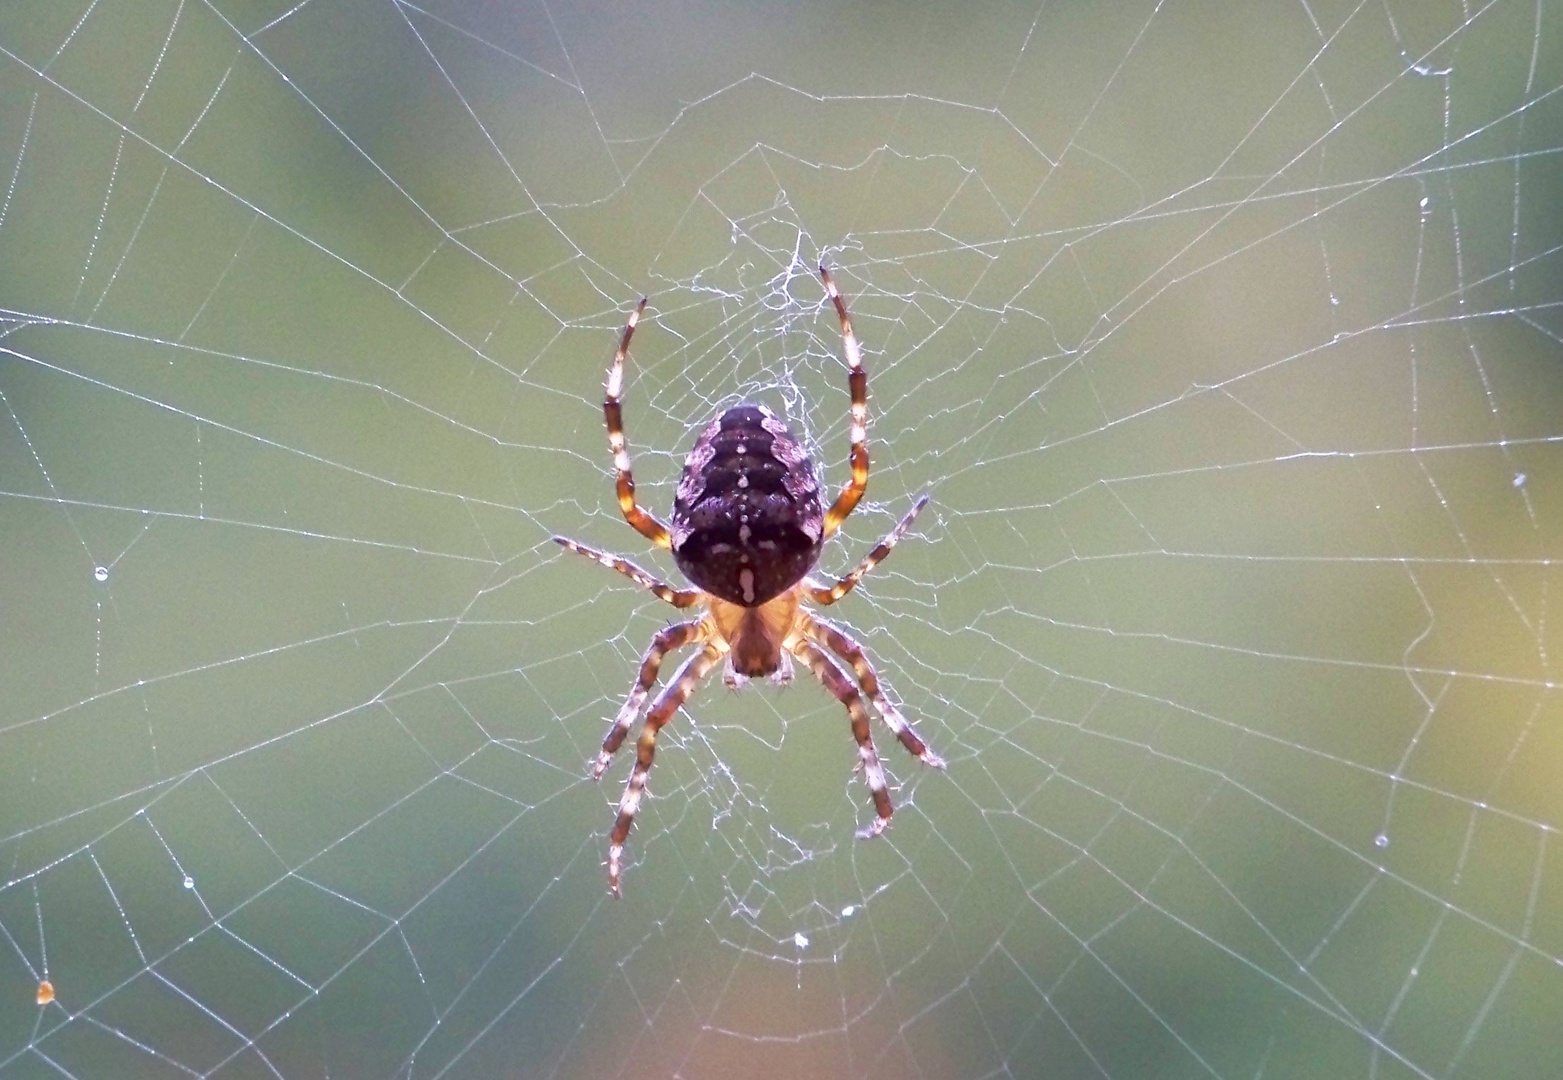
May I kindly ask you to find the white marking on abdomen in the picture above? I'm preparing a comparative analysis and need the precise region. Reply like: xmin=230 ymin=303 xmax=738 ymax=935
xmin=739 ymin=568 xmax=755 ymax=603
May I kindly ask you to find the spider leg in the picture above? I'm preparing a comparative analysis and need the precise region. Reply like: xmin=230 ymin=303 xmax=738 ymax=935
xmin=604 ymin=298 xmax=673 ymax=549
xmin=789 ymin=637 xmax=894 ymax=838
xmin=819 ymin=266 xmax=869 ymax=541
xmin=552 ymin=536 xmax=704 ymax=608
xmin=804 ymin=494 xmax=929 ymax=606
xmin=594 ymin=619 xmax=708 ymax=780
xmin=607 ymin=643 xmax=722 ymax=895
xmin=805 ymin=614 xmax=946 ymax=769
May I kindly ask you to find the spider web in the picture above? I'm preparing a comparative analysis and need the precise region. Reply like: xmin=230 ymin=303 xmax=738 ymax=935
xmin=1 ymin=0 xmax=1560 ymax=1077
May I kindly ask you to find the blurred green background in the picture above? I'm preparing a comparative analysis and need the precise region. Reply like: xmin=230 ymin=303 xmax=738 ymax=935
xmin=1 ymin=1 xmax=1560 ymax=1077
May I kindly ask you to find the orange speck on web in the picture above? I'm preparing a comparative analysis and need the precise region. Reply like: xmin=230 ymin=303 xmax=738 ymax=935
xmin=36 ymin=980 xmax=54 ymax=1006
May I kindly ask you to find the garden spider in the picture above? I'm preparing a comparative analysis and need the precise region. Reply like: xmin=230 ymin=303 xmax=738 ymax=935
xmin=555 ymin=267 xmax=945 ymax=896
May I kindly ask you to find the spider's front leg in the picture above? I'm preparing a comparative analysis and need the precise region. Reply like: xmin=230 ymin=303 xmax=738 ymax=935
xmin=595 ymin=619 xmax=708 ymax=780
xmin=789 ymin=637 xmax=894 ymax=837
xmin=608 ymin=643 xmax=722 ymax=896
xmin=806 ymin=615 xmax=945 ymax=768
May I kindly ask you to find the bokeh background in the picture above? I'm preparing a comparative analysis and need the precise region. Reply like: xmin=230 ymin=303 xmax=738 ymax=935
xmin=2 ymin=1 xmax=1560 ymax=1077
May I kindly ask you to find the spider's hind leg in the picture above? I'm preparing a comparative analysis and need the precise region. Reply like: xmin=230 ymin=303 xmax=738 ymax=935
xmin=603 ymin=298 xmax=674 ymax=549
xmin=819 ymin=266 xmax=870 ymax=541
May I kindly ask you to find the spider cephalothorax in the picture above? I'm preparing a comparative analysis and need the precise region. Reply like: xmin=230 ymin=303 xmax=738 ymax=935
xmin=554 ymin=267 xmax=945 ymax=895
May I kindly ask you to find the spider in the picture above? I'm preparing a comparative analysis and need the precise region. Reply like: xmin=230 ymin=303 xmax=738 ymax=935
xmin=554 ymin=266 xmax=945 ymax=896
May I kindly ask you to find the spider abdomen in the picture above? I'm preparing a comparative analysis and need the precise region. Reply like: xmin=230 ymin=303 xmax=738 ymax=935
xmin=670 ymin=404 xmax=824 ymax=606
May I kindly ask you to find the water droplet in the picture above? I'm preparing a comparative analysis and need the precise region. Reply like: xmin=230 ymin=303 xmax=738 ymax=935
xmin=1374 ymin=833 xmax=1389 ymax=849
xmin=1420 ymin=196 xmax=1430 ymax=208
xmin=840 ymin=905 xmax=855 ymax=918
xmin=183 ymin=875 xmax=194 ymax=889
xmin=793 ymin=932 xmax=809 ymax=949
xmin=1513 ymin=472 xmax=1526 ymax=488
xmin=94 ymin=566 xmax=109 ymax=582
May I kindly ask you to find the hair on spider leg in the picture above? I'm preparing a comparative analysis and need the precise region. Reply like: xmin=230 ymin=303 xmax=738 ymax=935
xmin=560 ymin=267 xmax=945 ymax=896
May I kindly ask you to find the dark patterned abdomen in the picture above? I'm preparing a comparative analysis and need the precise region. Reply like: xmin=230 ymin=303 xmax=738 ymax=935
xmin=670 ymin=404 xmax=824 ymax=606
